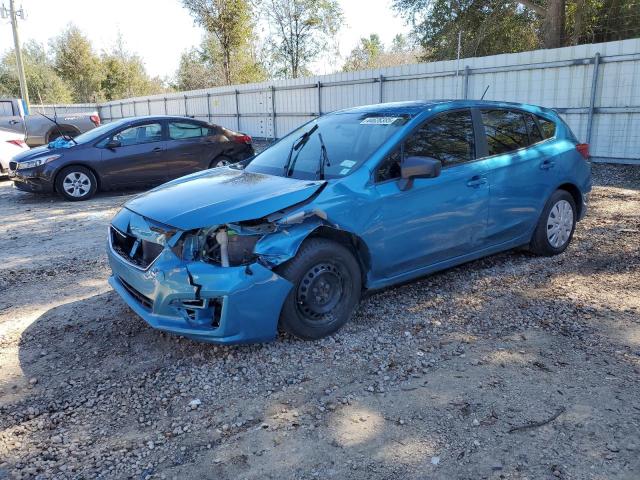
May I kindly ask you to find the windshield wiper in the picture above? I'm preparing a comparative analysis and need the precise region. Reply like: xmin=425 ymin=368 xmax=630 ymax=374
xmin=316 ymin=132 xmax=331 ymax=180
xmin=283 ymin=124 xmax=318 ymax=177
xmin=38 ymin=112 xmax=78 ymax=145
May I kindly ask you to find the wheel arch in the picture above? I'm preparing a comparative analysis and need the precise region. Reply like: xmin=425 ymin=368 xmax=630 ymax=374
xmin=305 ymin=226 xmax=372 ymax=288
xmin=46 ymin=124 xmax=81 ymax=143
xmin=556 ymin=182 xmax=583 ymax=219
xmin=53 ymin=163 xmax=101 ymax=193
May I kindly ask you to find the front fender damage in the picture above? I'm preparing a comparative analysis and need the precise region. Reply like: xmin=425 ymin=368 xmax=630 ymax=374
xmin=175 ymin=207 xmax=342 ymax=343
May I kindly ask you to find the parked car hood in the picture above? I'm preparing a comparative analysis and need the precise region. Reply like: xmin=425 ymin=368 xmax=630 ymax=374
xmin=11 ymin=143 xmax=72 ymax=161
xmin=125 ymin=167 xmax=326 ymax=230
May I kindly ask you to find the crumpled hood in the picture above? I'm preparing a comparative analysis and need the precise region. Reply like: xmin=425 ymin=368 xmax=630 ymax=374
xmin=124 ymin=167 xmax=325 ymax=230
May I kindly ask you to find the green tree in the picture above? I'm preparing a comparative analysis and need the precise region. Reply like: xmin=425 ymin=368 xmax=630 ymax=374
xmin=50 ymin=24 xmax=104 ymax=102
xmin=0 ymin=41 xmax=73 ymax=103
xmin=393 ymin=0 xmax=540 ymax=61
xmin=101 ymin=35 xmax=166 ymax=100
xmin=174 ymin=32 xmax=266 ymax=90
xmin=343 ymin=34 xmax=384 ymax=71
xmin=393 ymin=0 xmax=640 ymax=60
xmin=175 ymin=48 xmax=220 ymax=91
xmin=342 ymin=34 xmax=419 ymax=72
xmin=261 ymin=0 xmax=344 ymax=78
xmin=182 ymin=0 xmax=258 ymax=85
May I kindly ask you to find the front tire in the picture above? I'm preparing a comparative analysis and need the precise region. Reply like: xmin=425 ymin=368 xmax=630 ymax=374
xmin=276 ymin=238 xmax=362 ymax=340
xmin=55 ymin=166 xmax=97 ymax=201
xmin=529 ymin=189 xmax=577 ymax=256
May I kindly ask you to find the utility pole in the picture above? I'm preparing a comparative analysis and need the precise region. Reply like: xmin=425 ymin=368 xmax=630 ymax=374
xmin=1 ymin=0 xmax=30 ymax=109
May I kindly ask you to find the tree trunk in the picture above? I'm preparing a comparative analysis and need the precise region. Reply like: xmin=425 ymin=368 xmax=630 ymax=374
xmin=572 ymin=0 xmax=585 ymax=45
xmin=544 ymin=0 xmax=565 ymax=48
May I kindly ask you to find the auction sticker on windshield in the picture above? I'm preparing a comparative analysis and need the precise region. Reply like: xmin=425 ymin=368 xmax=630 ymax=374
xmin=360 ymin=117 xmax=403 ymax=125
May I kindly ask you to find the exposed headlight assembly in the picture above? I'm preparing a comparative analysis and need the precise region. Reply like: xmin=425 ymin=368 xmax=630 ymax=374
xmin=17 ymin=154 xmax=61 ymax=170
xmin=180 ymin=226 xmax=260 ymax=266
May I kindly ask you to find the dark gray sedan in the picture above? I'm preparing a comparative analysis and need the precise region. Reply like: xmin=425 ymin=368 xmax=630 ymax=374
xmin=8 ymin=116 xmax=254 ymax=201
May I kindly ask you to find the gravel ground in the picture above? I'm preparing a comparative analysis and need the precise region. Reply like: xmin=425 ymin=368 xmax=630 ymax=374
xmin=0 ymin=163 xmax=638 ymax=480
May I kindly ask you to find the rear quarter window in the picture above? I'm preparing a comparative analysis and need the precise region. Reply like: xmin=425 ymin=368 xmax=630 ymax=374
xmin=537 ymin=116 xmax=556 ymax=139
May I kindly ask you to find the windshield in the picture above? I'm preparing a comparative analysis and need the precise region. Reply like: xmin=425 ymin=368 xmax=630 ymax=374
xmin=245 ymin=112 xmax=410 ymax=180
xmin=72 ymin=120 xmax=129 ymax=145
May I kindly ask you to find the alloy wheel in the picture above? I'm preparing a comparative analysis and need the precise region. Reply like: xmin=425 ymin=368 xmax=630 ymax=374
xmin=215 ymin=159 xmax=231 ymax=167
xmin=63 ymin=172 xmax=92 ymax=198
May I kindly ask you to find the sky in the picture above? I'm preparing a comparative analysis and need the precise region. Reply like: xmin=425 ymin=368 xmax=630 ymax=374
xmin=0 ymin=0 xmax=411 ymax=79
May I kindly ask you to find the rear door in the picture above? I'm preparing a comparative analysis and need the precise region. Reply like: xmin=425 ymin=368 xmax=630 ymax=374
xmin=0 ymin=100 xmax=25 ymax=135
xmin=163 ymin=121 xmax=212 ymax=179
xmin=480 ymin=109 xmax=549 ymax=245
xmin=99 ymin=121 xmax=168 ymax=186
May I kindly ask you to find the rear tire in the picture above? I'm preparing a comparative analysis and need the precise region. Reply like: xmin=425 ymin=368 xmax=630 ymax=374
xmin=55 ymin=166 xmax=97 ymax=201
xmin=209 ymin=155 xmax=234 ymax=168
xmin=276 ymin=238 xmax=362 ymax=340
xmin=529 ymin=189 xmax=576 ymax=256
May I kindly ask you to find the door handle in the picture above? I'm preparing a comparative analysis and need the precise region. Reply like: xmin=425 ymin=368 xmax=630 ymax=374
xmin=152 ymin=147 xmax=163 ymax=152
xmin=466 ymin=175 xmax=487 ymax=187
xmin=9 ymin=120 xmax=19 ymax=125
xmin=540 ymin=160 xmax=555 ymax=170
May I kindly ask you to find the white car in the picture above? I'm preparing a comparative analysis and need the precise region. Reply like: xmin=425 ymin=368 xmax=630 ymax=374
xmin=0 ymin=128 xmax=29 ymax=176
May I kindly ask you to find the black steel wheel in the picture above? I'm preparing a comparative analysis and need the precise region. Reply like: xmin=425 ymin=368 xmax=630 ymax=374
xmin=276 ymin=238 xmax=361 ymax=340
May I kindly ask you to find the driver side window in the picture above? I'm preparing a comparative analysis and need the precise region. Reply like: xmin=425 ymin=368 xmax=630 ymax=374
xmin=375 ymin=109 xmax=476 ymax=182
xmin=114 ymin=123 xmax=163 ymax=146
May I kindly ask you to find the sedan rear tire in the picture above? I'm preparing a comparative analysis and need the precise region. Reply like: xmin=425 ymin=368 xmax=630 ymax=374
xmin=529 ymin=189 xmax=577 ymax=256
xmin=55 ymin=166 xmax=98 ymax=201
xmin=210 ymin=155 xmax=234 ymax=168
xmin=276 ymin=238 xmax=362 ymax=340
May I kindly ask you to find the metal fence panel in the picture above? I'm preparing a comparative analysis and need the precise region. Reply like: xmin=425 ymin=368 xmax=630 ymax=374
xmin=32 ymin=37 xmax=640 ymax=164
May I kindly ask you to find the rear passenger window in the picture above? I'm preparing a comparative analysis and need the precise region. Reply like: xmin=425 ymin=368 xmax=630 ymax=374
xmin=481 ymin=110 xmax=529 ymax=156
xmin=537 ymin=116 xmax=556 ymax=139
xmin=405 ymin=109 xmax=476 ymax=166
xmin=525 ymin=114 xmax=544 ymax=144
xmin=169 ymin=122 xmax=208 ymax=140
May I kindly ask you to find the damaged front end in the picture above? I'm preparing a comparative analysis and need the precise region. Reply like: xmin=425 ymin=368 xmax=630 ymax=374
xmin=107 ymin=198 xmax=332 ymax=344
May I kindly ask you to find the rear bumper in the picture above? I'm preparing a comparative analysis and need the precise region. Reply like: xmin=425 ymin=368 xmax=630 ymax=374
xmin=108 ymin=242 xmax=292 ymax=344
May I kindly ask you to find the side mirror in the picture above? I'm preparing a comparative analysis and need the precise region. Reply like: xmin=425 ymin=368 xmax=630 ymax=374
xmin=106 ymin=138 xmax=121 ymax=149
xmin=398 ymin=156 xmax=442 ymax=190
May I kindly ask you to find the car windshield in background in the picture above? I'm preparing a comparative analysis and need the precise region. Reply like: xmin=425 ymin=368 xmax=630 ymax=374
xmin=245 ymin=112 xmax=411 ymax=180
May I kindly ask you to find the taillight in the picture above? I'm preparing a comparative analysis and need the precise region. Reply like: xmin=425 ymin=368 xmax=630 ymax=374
xmin=576 ymin=143 xmax=589 ymax=159
xmin=233 ymin=134 xmax=252 ymax=144
xmin=7 ymin=139 xmax=27 ymax=148
xmin=90 ymin=114 xmax=101 ymax=126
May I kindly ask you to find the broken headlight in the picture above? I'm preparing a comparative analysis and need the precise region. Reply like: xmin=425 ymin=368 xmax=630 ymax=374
xmin=180 ymin=227 xmax=260 ymax=266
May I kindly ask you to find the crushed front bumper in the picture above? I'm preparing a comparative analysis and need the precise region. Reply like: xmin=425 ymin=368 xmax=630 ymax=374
xmin=108 ymin=239 xmax=292 ymax=345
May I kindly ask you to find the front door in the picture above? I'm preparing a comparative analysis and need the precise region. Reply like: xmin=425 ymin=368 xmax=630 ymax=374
xmin=371 ymin=109 xmax=490 ymax=279
xmin=99 ymin=121 xmax=168 ymax=186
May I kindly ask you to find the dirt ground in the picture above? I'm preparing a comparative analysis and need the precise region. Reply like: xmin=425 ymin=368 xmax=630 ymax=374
xmin=0 ymin=164 xmax=638 ymax=480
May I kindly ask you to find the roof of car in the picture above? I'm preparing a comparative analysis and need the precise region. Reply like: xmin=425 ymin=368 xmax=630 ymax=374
xmin=336 ymin=99 xmax=555 ymax=116
xmin=116 ymin=115 xmax=207 ymax=123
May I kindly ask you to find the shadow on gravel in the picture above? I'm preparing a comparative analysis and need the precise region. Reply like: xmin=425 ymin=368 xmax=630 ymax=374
xmin=591 ymin=163 xmax=640 ymax=190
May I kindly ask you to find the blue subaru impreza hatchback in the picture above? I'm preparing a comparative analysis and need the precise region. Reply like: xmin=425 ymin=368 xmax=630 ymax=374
xmin=107 ymin=100 xmax=591 ymax=344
